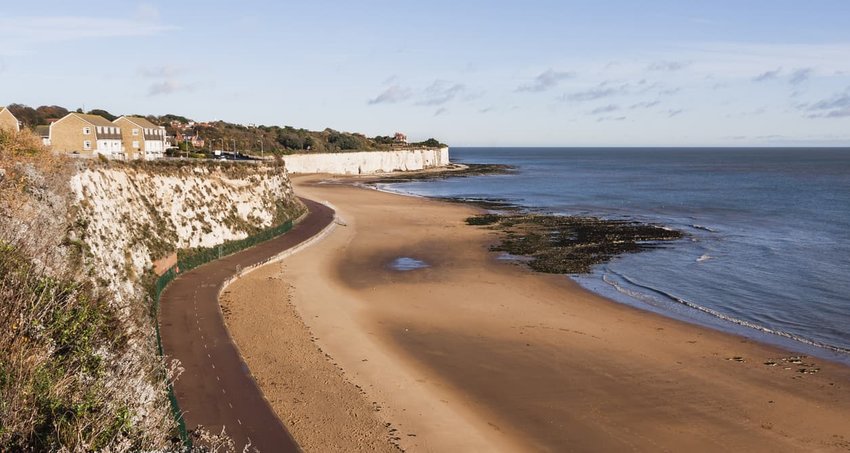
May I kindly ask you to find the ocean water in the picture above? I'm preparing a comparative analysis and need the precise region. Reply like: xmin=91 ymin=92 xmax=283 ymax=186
xmin=378 ymin=147 xmax=850 ymax=364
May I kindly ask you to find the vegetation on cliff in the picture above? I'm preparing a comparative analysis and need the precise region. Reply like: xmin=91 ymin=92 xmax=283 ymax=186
xmin=0 ymin=128 xmax=303 ymax=451
xmin=0 ymin=245 xmax=150 ymax=450
xmin=0 ymin=129 xmax=177 ymax=450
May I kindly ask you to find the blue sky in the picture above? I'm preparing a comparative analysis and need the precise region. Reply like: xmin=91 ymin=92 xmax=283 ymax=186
xmin=1 ymin=1 xmax=849 ymax=146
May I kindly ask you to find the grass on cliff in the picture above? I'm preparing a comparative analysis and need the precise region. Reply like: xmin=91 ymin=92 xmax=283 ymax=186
xmin=0 ymin=243 xmax=140 ymax=450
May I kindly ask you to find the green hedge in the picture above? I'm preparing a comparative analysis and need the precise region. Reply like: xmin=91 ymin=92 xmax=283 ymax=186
xmin=151 ymin=218 xmax=295 ymax=447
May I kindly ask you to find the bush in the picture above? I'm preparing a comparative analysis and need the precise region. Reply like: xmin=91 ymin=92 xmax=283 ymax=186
xmin=0 ymin=244 xmax=138 ymax=451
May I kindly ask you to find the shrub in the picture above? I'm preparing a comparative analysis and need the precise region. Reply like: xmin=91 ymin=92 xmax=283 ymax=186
xmin=0 ymin=244 xmax=139 ymax=451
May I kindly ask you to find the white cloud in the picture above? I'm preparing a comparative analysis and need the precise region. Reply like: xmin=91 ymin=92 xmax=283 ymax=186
xmin=753 ymin=67 xmax=782 ymax=82
xmin=563 ymin=82 xmax=629 ymax=102
xmin=138 ymin=65 xmax=184 ymax=78
xmin=789 ymin=68 xmax=813 ymax=85
xmin=669 ymin=42 xmax=850 ymax=78
xmin=368 ymin=85 xmax=413 ymax=105
xmin=516 ymin=69 xmax=576 ymax=92
xmin=647 ymin=60 xmax=690 ymax=72
xmin=417 ymin=80 xmax=466 ymax=106
xmin=803 ymin=89 xmax=850 ymax=118
xmin=148 ymin=80 xmax=194 ymax=96
xmin=629 ymin=100 xmax=660 ymax=109
xmin=0 ymin=15 xmax=175 ymax=55
xmin=590 ymin=104 xmax=619 ymax=115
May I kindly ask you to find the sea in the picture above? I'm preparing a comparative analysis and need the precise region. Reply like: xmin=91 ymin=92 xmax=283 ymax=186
xmin=377 ymin=147 xmax=850 ymax=365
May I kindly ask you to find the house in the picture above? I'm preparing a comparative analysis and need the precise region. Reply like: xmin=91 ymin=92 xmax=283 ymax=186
xmin=0 ymin=106 xmax=21 ymax=132
xmin=174 ymin=129 xmax=205 ymax=148
xmin=114 ymin=116 xmax=167 ymax=160
xmin=34 ymin=125 xmax=51 ymax=145
xmin=49 ymin=113 xmax=124 ymax=158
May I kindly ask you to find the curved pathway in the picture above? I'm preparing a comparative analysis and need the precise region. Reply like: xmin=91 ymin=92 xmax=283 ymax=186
xmin=159 ymin=198 xmax=334 ymax=452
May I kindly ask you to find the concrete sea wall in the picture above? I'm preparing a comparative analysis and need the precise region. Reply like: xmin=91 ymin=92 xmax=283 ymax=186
xmin=282 ymin=147 xmax=449 ymax=174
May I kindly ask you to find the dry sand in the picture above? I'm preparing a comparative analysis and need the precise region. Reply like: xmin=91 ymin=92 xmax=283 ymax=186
xmin=223 ymin=175 xmax=850 ymax=452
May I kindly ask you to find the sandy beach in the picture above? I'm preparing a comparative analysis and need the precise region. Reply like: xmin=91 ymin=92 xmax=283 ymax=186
xmin=223 ymin=175 xmax=850 ymax=452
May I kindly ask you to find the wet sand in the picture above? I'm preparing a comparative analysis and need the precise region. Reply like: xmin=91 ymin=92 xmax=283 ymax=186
xmin=225 ymin=175 xmax=850 ymax=452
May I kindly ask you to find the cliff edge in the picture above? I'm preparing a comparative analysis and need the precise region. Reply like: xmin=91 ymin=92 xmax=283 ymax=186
xmin=0 ymin=129 xmax=303 ymax=451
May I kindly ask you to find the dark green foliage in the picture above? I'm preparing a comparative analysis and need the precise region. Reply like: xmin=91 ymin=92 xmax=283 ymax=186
xmin=87 ymin=109 xmax=117 ymax=121
xmin=159 ymin=114 xmax=190 ymax=124
xmin=414 ymin=138 xmax=445 ymax=148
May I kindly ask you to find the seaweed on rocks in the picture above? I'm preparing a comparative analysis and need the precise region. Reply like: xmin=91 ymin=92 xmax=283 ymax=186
xmin=467 ymin=213 xmax=684 ymax=274
xmin=436 ymin=196 xmax=523 ymax=212
xmin=371 ymin=163 xmax=515 ymax=184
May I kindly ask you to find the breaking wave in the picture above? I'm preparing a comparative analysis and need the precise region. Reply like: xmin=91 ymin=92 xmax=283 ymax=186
xmin=602 ymin=271 xmax=850 ymax=355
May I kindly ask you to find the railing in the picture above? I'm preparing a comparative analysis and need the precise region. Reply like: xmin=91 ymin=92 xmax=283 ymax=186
xmin=151 ymin=218 xmax=295 ymax=447
xmin=151 ymin=265 xmax=190 ymax=447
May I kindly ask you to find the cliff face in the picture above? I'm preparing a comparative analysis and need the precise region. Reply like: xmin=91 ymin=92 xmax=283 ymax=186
xmin=282 ymin=147 xmax=450 ymax=174
xmin=69 ymin=162 xmax=301 ymax=304
xmin=0 ymin=133 xmax=303 ymax=451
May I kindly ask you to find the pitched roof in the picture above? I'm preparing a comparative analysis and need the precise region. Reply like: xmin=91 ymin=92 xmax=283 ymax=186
xmin=0 ymin=106 xmax=16 ymax=118
xmin=118 ymin=116 xmax=161 ymax=129
xmin=73 ymin=113 xmax=117 ymax=127
xmin=34 ymin=125 xmax=50 ymax=137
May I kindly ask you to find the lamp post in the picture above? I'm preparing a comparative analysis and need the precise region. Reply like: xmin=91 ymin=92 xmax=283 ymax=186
xmin=257 ymin=139 xmax=264 ymax=160
xmin=232 ymin=139 xmax=236 ymax=159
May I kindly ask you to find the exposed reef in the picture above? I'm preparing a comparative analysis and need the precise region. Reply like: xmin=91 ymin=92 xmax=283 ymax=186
xmin=467 ymin=213 xmax=683 ymax=274
xmin=370 ymin=163 xmax=516 ymax=183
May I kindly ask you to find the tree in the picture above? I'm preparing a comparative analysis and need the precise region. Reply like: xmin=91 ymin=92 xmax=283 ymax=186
xmin=87 ymin=109 xmax=117 ymax=121
xmin=159 ymin=114 xmax=191 ymax=124
xmin=277 ymin=130 xmax=305 ymax=150
xmin=35 ymin=105 xmax=69 ymax=121
xmin=420 ymin=138 xmax=443 ymax=148
xmin=7 ymin=104 xmax=40 ymax=128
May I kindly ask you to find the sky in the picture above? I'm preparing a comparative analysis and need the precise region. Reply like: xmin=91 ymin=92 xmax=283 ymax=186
xmin=1 ymin=0 xmax=850 ymax=146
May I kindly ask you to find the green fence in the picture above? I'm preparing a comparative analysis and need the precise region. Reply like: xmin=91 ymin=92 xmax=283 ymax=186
xmin=151 ymin=218 xmax=295 ymax=448
xmin=177 ymin=219 xmax=293 ymax=272
xmin=151 ymin=264 xmax=190 ymax=447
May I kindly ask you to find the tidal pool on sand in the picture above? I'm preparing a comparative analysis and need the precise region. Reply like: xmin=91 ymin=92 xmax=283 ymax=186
xmin=390 ymin=257 xmax=429 ymax=271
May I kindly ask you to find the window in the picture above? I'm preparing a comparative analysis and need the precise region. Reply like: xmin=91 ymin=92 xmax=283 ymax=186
xmin=132 ymin=141 xmax=139 ymax=149
xmin=132 ymin=129 xmax=139 ymax=136
xmin=83 ymin=140 xmax=92 ymax=150
xmin=83 ymin=127 xmax=91 ymax=135
xmin=96 ymin=126 xmax=102 ymax=134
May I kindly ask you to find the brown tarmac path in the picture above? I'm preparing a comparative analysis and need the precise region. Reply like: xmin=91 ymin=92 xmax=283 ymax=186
xmin=159 ymin=198 xmax=334 ymax=452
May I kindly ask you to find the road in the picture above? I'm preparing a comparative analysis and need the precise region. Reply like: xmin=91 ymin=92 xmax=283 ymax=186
xmin=159 ymin=198 xmax=334 ymax=452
